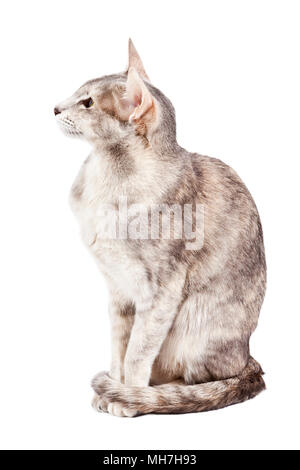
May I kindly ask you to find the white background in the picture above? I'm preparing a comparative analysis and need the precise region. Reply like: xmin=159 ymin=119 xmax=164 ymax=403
xmin=0 ymin=0 xmax=299 ymax=450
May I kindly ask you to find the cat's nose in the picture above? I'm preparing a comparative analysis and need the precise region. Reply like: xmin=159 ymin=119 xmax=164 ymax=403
xmin=54 ymin=107 xmax=61 ymax=116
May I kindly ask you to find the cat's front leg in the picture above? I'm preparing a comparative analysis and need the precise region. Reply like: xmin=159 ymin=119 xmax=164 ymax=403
xmin=92 ymin=293 xmax=180 ymax=417
xmin=108 ymin=293 xmax=135 ymax=383
xmin=93 ymin=293 xmax=135 ymax=415
xmin=124 ymin=291 xmax=182 ymax=387
xmin=93 ymin=276 xmax=185 ymax=416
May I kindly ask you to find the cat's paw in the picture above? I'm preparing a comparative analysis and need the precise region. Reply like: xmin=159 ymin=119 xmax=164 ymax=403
xmin=92 ymin=393 xmax=108 ymax=413
xmin=91 ymin=372 xmax=139 ymax=417
xmin=92 ymin=394 xmax=137 ymax=417
xmin=107 ymin=402 xmax=138 ymax=418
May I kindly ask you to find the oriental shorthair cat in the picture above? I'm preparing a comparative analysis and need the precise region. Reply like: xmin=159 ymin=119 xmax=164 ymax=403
xmin=54 ymin=39 xmax=266 ymax=417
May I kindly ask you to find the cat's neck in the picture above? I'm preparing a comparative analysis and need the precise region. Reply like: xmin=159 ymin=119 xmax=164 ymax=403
xmin=89 ymin=135 xmax=186 ymax=205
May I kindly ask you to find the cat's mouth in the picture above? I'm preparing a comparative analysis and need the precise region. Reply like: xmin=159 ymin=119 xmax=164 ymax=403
xmin=56 ymin=116 xmax=83 ymax=137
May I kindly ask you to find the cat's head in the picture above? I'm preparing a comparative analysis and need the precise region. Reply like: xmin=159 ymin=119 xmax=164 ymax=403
xmin=54 ymin=39 xmax=177 ymax=152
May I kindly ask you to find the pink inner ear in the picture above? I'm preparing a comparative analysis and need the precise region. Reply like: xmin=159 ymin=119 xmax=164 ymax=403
xmin=133 ymin=93 xmax=142 ymax=107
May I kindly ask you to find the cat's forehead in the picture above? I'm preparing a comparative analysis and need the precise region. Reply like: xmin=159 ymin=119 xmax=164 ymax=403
xmin=76 ymin=73 xmax=126 ymax=97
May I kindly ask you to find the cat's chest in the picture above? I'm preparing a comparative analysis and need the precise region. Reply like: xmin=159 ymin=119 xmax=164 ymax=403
xmin=69 ymin=167 xmax=98 ymax=247
xmin=70 ymin=171 xmax=128 ymax=277
xmin=69 ymin=154 xmax=115 ymax=247
xmin=69 ymin=157 xmax=153 ymax=305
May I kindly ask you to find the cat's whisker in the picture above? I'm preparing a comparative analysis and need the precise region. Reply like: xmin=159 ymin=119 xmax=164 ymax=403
xmin=57 ymin=118 xmax=82 ymax=137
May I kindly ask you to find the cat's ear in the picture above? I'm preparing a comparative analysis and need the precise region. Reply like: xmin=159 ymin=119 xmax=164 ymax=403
xmin=127 ymin=38 xmax=150 ymax=82
xmin=123 ymin=67 xmax=154 ymax=122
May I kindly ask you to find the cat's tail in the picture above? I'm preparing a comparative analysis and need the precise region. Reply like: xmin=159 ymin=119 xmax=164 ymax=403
xmin=92 ymin=357 xmax=265 ymax=416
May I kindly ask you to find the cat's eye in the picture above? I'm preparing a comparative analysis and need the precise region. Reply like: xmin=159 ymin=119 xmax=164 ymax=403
xmin=82 ymin=98 xmax=94 ymax=109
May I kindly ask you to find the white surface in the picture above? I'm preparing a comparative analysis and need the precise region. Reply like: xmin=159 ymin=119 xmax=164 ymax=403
xmin=0 ymin=0 xmax=299 ymax=450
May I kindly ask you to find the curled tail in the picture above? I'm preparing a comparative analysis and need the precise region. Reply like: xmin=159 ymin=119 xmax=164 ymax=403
xmin=92 ymin=357 xmax=265 ymax=416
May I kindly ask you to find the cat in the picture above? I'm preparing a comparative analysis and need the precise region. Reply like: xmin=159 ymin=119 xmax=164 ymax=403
xmin=54 ymin=39 xmax=266 ymax=417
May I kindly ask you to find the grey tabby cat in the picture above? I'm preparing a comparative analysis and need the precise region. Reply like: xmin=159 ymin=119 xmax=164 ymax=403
xmin=54 ymin=39 xmax=266 ymax=417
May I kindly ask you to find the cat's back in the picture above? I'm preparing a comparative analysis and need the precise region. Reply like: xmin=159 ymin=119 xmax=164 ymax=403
xmin=189 ymin=152 xmax=263 ymax=238
xmin=186 ymin=152 xmax=266 ymax=306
